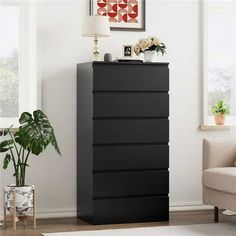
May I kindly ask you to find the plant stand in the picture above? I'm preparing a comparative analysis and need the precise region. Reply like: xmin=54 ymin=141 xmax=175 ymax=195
xmin=3 ymin=189 xmax=36 ymax=230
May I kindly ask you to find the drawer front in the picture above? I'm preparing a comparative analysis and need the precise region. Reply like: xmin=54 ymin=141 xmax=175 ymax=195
xmin=93 ymin=93 xmax=169 ymax=117
xmin=93 ymin=119 xmax=169 ymax=144
xmin=93 ymin=145 xmax=169 ymax=171
xmin=93 ymin=170 xmax=169 ymax=198
xmin=92 ymin=196 xmax=169 ymax=224
xmin=93 ymin=64 xmax=169 ymax=91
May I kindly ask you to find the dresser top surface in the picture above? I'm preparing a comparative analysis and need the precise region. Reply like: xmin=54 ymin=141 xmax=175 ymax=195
xmin=78 ymin=61 xmax=169 ymax=66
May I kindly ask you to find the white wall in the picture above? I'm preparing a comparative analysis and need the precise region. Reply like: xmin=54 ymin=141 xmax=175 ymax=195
xmin=1 ymin=0 xmax=236 ymax=218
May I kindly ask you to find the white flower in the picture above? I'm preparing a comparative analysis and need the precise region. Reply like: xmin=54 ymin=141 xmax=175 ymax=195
xmin=139 ymin=39 xmax=151 ymax=51
xmin=153 ymin=38 xmax=162 ymax=46
xmin=133 ymin=45 xmax=141 ymax=56
xmin=147 ymin=38 xmax=153 ymax=47
xmin=133 ymin=36 xmax=166 ymax=56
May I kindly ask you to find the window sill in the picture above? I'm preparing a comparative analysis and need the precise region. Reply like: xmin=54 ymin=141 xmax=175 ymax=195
xmin=0 ymin=128 xmax=19 ymax=134
xmin=200 ymin=125 xmax=236 ymax=130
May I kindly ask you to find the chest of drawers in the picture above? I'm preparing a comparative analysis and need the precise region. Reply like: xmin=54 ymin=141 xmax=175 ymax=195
xmin=77 ymin=62 xmax=169 ymax=224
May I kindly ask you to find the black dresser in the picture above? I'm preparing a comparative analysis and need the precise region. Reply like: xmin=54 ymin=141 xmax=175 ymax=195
xmin=77 ymin=61 xmax=169 ymax=224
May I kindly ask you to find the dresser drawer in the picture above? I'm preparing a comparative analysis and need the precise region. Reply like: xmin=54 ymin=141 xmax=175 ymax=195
xmin=93 ymin=93 xmax=169 ymax=117
xmin=93 ymin=170 xmax=168 ymax=198
xmin=93 ymin=64 xmax=169 ymax=91
xmin=93 ymin=145 xmax=169 ymax=171
xmin=93 ymin=119 xmax=169 ymax=144
xmin=92 ymin=196 xmax=169 ymax=224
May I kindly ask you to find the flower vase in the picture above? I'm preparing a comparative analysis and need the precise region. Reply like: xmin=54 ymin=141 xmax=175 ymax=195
xmin=144 ymin=50 xmax=155 ymax=62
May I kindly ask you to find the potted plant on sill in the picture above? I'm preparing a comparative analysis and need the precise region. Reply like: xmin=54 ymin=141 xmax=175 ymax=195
xmin=0 ymin=110 xmax=61 ymax=218
xmin=211 ymin=100 xmax=230 ymax=125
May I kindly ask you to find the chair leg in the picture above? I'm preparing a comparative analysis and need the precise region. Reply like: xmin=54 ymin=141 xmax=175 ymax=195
xmin=33 ymin=189 xmax=36 ymax=229
xmin=214 ymin=206 xmax=219 ymax=223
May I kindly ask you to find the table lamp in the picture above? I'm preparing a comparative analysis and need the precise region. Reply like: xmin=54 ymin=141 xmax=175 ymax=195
xmin=82 ymin=16 xmax=110 ymax=61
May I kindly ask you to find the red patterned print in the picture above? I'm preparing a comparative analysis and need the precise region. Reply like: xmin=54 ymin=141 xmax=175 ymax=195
xmin=96 ymin=0 xmax=138 ymax=24
xmin=97 ymin=0 xmax=107 ymax=8
xmin=118 ymin=0 xmax=127 ymax=9
xmin=97 ymin=7 xmax=107 ymax=16
xmin=118 ymin=8 xmax=127 ymax=22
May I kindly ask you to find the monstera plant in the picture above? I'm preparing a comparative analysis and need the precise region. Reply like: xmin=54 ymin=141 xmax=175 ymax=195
xmin=0 ymin=110 xmax=61 ymax=217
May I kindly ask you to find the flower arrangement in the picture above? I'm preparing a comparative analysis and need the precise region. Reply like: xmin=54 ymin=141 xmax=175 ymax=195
xmin=133 ymin=37 xmax=166 ymax=56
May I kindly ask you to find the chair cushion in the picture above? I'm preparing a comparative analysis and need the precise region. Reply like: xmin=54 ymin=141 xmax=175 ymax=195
xmin=203 ymin=167 xmax=236 ymax=195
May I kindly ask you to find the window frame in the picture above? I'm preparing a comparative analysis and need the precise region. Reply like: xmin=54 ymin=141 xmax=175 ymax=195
xmin=203 ymin=0 xmax=236 ymax=126
xmin=203 ymin=0 xmax=208 ymax=125
xmin=0 ymin=0 xmax=40 ymax=128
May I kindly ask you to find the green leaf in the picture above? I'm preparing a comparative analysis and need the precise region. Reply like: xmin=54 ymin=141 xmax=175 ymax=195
xmin=19 ymin=112 xmax=33 ymax=124
xmin=3 ymin=129 xmax=9 ymax=136
xmin=50 ymin=133 xmax=61 ymax=155
xmin=0 ymin=140 xmax=13 ymax=153
xmin=15 ymin=110 xmax=61 ymax=156
xmin=211 ymin=100 xmax=230 ymax=115
xmin=216 ymin=100 xmax=223 ymax=108
xmin=3 ymin=154 xmax=11 ymax=169
xmin=0 ymin=125 xmax=13 ymax=136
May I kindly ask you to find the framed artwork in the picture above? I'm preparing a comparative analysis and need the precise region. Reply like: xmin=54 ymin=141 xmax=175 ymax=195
xmin=122 ymin=45 xmax=133 ymax=58
xmin=90 ymin=0 xmax=145 ymax=31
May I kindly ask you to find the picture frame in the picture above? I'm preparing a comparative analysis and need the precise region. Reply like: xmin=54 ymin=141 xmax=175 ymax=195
xmin=122 ymin=45 xmax=133 ymax=58
xmin=89 ymin=0 xmax=145 ymax=31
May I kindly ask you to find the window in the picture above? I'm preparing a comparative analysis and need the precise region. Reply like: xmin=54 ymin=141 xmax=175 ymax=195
xmin=203 ymin=0 xmax=236 ymax=125
xmin=0 ymin=1 xmax=39 ymax=128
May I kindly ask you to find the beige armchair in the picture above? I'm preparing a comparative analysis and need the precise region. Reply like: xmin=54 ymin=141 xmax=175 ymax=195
xmin=202 ymin=138 xmax=236 ymax=222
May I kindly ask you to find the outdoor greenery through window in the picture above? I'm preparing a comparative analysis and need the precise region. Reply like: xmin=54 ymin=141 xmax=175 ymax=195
xmin=0 ymin=1 xmax=38 ymax=128
xmin=0 ymin=5 xmax=20 ymax=120
xmin=204 ymin=1 xmax=236 ymax=125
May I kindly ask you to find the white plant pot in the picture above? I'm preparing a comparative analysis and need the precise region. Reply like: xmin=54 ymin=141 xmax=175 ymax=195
xmin=4 ymin=185 xmax=34 ymax=216
xmin=144 ymin=50 xmax=155 ymax=62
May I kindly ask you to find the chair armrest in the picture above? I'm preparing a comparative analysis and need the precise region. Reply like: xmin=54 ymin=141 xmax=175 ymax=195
xmin=203 ymin=138 xmax=236 ymax=170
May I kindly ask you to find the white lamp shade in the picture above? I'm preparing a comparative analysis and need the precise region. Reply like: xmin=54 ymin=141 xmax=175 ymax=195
xmin=82 ymin=15 xmax=110 ymax=37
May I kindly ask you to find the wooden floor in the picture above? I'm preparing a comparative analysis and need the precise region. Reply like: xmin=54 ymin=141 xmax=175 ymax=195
xmin=1 ymin=210 xmax=236 ymax=236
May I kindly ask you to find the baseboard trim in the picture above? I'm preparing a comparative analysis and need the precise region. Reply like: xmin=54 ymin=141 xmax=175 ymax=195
xmin=170 ymin=204 xmax=213 ymax=211
xmin=0 ymin=204 xmax=213 ymax=220
xmin=0 ymin=208 xmax=77 ymax=220
xmin=37 ymin=210 xmax=77 ymax=219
